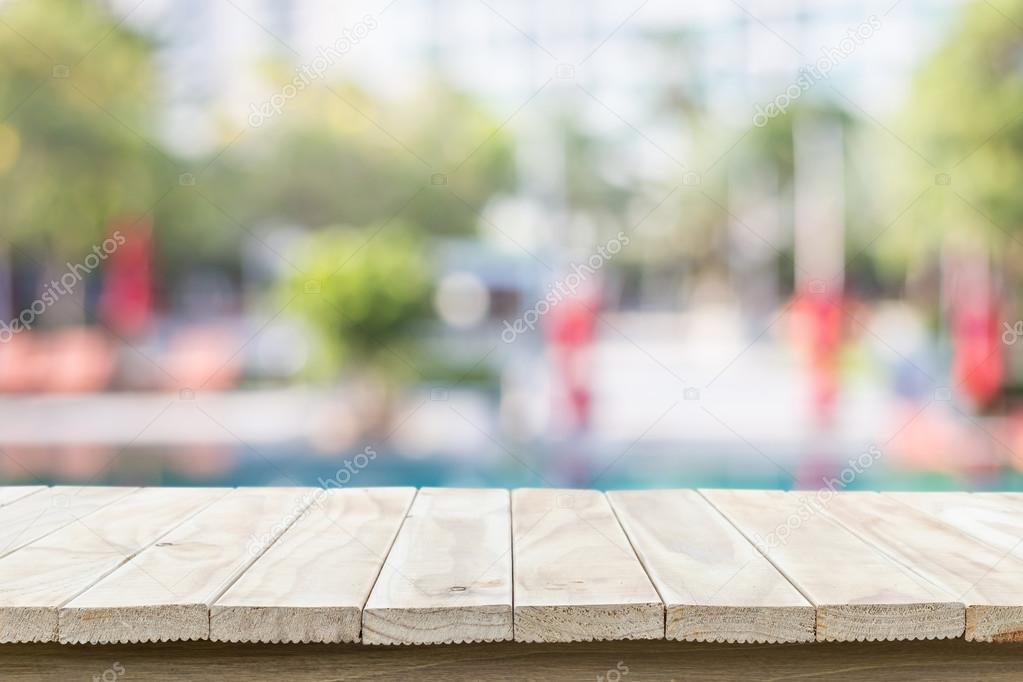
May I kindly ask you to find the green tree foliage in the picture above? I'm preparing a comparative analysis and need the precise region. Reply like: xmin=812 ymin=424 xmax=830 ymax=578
xmin=212 ymin=77 xmax=516 ymax=237
xmin=0 ymin=0 xmax=164 ymax=257
xmin=281 ymin=226 xmax=433 ymax=380
xmin=900 ymin=0 xmax=1023 ymax=255
xmin=230 ymin=76 xmax=518 ymax=380
xmin=0 ymin=0 xmax=517 ymax=295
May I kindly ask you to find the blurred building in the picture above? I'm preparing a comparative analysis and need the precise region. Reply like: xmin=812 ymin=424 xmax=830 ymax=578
xmin=109 ymin=0 xmax=966 ymax=268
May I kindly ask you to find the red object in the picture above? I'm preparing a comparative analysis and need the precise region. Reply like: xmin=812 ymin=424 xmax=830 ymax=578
xmin=790 ymin=288 xmax=843 ymax=428
xmin=98 ymin=218 xmax=153 ymax=337
xmin=546 ymin=292 xmax=599 ymax=433
xmin=951 ymin=290 xmax=1002 ymax=407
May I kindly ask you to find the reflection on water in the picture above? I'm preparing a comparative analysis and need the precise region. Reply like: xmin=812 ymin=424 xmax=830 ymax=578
xmin=4 ymin=441 xmax=1021 ymax=492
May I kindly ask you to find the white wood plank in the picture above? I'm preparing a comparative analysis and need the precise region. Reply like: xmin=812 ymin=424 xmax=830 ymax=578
xmin=211 ymin=487 xmax=415 ymax=644
xmin=0 ymin=486 xmax=137 ymax=558
xmin=887 ymin=492 xmax=1023 ymax=559
xmin=0 ymin=487 xmax=227 ymax=643
xmin=512 ymin=488 xmax=663 ymax=643
xmin=609 ymin=489 xmax=814 ymax=643
xmin=824 ymin=492 xmax=1023 ymax=642
xmin=0 ymin=486 xmax=46 ymax=507
xmin=363 ymin=488 xmax=512 ymax=645
xmin=701 ymin=489 xmax=964 ymax=642
xmin=59 ymin=487 xmax=317 ymax=644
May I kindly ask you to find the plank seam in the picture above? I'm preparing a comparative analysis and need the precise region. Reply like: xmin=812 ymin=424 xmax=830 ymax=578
xmin=815 ymin=498 xmax=967 ymax=605
xmin=0 ymin=487 xmax=140 ymax=561
xmin=508 ymin=487 xmax=516 ymax=644
xmin=696 ymin=490 xmax=819 ymax=609
xmin=53 ymin=488 xmax=233 ymax=612
xmin=0 ymin=486 xmax=48 ymax=509
xmin=59 ymin=488 xmax=325 ymax=645
xmin=356 ymin=487 xmax=421 ymax=644
xmin=605 ymin=492 xmax=668 ymax=639
xmin=203 ymin=489 xmax=323 ymax=617
xmin=881 ymin=492 xmax=1018 ymax=559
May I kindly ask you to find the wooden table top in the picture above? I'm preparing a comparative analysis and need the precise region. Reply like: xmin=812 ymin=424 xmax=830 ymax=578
xmin=0 ymin=486 xmax=1019 ymax=646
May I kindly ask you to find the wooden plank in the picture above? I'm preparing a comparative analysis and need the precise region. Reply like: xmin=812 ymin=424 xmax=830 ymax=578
xmin=608 ymin=489 xmax=814 ymax=643
xmin=0 ymin=487 xmax=46 ymax=508
xmin=212 ymin=487 xmax=415 ymax=644
xmin=0 ymin=486 xmax=136 ymax=559
xmin=362 ymin=488 xmax=512 ymax=645
xmin=888 ymin=492 xmax=1023 ymax=559
xmin=511 ymin=488 xmax=663 ymax=643
xmin=4 ymin=639 xmax=1023 ymax=682
xmin=823 ymin=492 xmax=1023 ymax=642
xmin=59 ymin=487 xmax=317 ymax=644
xmin=701 ymin=489 xmax=964 ymax=642
xmin=0 ymin=487 xmax=227 ymax=643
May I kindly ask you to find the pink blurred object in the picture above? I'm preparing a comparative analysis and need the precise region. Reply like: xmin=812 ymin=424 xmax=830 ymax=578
xmin=43 ymin=328 xmax=117 ymax=393
xmin=789 ymin=288 xmax=843 ymax=429
xmin=164 ymin=326 xmax=243 ymax=391
xmin=950 ymin=293 xmax=1002 ymax=408
xmin=0 ymin=446 xmax=43 ymax=481
xmin=545 ymin=291 xmax=599 ymax=434
xmin=0 ymin=328 xmax=115 ymax=393
xmin=0 ymin=333 xmax=38 ymax=393
xmin=169 ymin=444 xmax=235 ymax=479
xmin=886 ymin=401 xmax=1001 ymax=474
xmin=57 ymin=445 xmax=119 ymax=480
xmin=1005 ymin=410 xmax=1023 ymax=472
xmin=944 ymin=245 xmax=1003 ymax=409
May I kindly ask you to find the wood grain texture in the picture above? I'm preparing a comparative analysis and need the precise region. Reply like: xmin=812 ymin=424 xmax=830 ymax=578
xmin=701 ymin=489 xmax=964 ymax=642
xmin=59 ymin=487 xmax=316 ymax=644
xmin=512 ymin=488 xmax=663 ymax=643
xmin=0 ymin=486 xmax=1018 ymax=649
xmin=0 ymin=487 xmax=136 ymax=559
xmin=888 ymin=493 xmax=1023 ymax=559
xmin=0 ymin=487 xmax=45 ymax=508
xmin=0 ymin=487 xmax=227 ymax=643
xmin=212 ymin=487 xmax=415 ymax=644
xmin=822 ymin=492 xmax=1023 ymax=643
xmin=609 ymin=489 xmax=814 ymax=643
xmin=363 ymin=488 xmax=512 ymax=645
xmin=4 ymin=639 xmax=1023 ymax=681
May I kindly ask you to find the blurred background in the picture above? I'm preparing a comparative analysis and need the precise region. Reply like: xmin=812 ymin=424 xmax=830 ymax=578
xmin=1 ymin=0 xmax=1022 ymax=491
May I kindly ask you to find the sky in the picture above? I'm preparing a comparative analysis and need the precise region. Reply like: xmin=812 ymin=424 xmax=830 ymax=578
xmin=108 ymin=0 xmax=964 ymax=156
